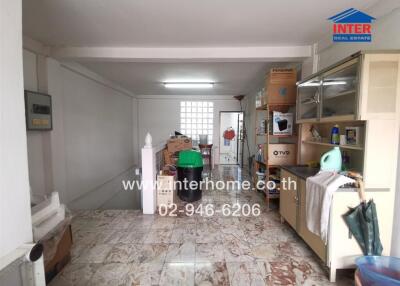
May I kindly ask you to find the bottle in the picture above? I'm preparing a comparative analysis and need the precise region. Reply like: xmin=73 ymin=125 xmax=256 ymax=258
xmin=342 ymin=151 xmax=350 ymax=171
xmin=257 ymin=144 xmax=264 ymax=162
xmin=331 ymin=124 xmax=340 ymax=145
xmin=320 ymin=146 xmax=342 ymax=172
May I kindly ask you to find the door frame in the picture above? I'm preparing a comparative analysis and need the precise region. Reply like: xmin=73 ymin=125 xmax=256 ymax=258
xmin=219 ymin=111 xmax=244 ymax=165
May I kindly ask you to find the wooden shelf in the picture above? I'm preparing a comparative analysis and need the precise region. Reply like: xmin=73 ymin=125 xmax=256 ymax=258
xmin=302 ymin=140 xmax=363 ymax=150
xmin=256 ymin=102 xmax=296 ymax=110
xmin=269 ymin=134 xmax=297 ymax=138
xmin=256 ymin=134 xmax=296 ymax=138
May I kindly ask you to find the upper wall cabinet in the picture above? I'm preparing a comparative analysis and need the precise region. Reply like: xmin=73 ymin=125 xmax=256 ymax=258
xmin=297 ymin=76 xmax=321 ymax=121
xmin=297 ymin=52 xmax=400 ymax=123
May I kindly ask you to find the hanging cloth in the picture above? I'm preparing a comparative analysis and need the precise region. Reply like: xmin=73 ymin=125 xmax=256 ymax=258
xmin=223 ymin=128 xmax=236 ymax=140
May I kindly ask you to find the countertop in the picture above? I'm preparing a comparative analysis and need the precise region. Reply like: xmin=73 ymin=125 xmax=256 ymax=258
xmin=280 ymin=165 xmax=389 ymax=192
xmin=280 ymin=165 xmax=320 ymax=180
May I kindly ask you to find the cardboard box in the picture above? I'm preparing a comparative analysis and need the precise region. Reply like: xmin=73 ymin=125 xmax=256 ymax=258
xmin=163 ymin=149 xmax=178 ymax=165
xmin=157 ymin=175 xmax=176 ymax=207
xmin=267 ymin=144 xmax=296 ymax=166
xmin=265 ymin=68 xmax=297 ymax=104
xmin=44 ymin=224 xmax=72 ymax=283
xmin=167 ymin=137 xmax=192 ymax=153
xmin=272 ymin=112 xmax=294 ymax=135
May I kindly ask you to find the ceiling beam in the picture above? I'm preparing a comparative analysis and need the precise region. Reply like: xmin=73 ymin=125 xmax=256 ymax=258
xmin=50 ymin=46 xmax=312 ymax=62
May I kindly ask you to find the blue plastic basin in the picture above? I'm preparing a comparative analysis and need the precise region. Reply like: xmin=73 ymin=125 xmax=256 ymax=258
xmin=356 ymin=256 xmax=400 ymax=286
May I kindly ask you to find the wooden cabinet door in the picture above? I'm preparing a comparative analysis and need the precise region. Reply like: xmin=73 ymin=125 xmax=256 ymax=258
xmin=279 ymin=170 xmax=298 ymax=230
xmin=359 ymin=53 xmax=400 ymax=120
xmin=298 ymin=179 xmax=327 ymax=262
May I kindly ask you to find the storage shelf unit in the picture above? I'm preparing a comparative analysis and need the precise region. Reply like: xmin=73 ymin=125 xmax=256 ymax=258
xmin=254 ymin=68 xmax=298 ymax=210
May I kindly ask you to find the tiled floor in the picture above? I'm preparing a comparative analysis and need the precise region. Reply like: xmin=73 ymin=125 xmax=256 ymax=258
xmin=50 ymin=165 xmax=353 ymax=286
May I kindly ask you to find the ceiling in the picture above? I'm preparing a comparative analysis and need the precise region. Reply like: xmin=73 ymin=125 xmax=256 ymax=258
xmin=22 ymin=0 xmax=381 ymax=95
xmin=23 ymin=0 xmax=379 ymax=47
xmin=80 ymin=62 xmax=279 ymax=95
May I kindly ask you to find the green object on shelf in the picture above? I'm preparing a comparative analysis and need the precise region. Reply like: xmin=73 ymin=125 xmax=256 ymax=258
xmin=177 ymin=150 xmax=203 ymax=168
xmin=320 ymin=146 xmax=342 ymax=172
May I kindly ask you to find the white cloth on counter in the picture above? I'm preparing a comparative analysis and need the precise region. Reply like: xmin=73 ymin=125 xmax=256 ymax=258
xmin=306 ymin=171 xmax=354 ymax=244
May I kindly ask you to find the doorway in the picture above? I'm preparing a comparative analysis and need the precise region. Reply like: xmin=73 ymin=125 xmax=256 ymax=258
xmin=219 ymin=111 xmax=244 ymax=165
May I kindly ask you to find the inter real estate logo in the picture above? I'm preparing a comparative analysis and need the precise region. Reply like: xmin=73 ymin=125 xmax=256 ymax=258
xmin=328 ymin=8 xmax=375 ymax=42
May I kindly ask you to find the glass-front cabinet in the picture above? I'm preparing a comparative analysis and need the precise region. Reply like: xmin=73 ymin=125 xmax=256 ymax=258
xmin=320 ymin=58 xmax=359 ymax=120
xmin=297 ymin=76 xmax=321 ymax=121
xmin=296 ymin=57 xmax=360 ymax=123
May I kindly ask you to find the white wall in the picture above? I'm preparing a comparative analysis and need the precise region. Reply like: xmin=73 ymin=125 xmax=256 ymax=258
xmin=0 ymin=0 xmax=33 ymax=258
xmin=318 ymin=8 xmax=400 ymax=71
xmin=22 ymin=47 xmax=138 ymax=209
xmin=23 ymin=49 xmax=50 ymax=199
xmin=137 ymin=95 xmax=240 ymax=164
xmin=57 ymin=65 xmax=135 ymax=205
xmin=302 ymin=6 xmax=400 ymax=79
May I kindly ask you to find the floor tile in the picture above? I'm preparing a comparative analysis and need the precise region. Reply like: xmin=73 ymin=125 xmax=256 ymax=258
xmin=195 ymin=262 xmax=230 ymax=286
xmin=124 ymin=262 xmax=163 ymax=286
xmin=226 ymin=261 xmax=265 ymax=286
xmin=195 ymin=243 xmax=225 ymax=263
xmin=144 ymin=228 xmax=173 ymax=244
xmin=159 ymin=262 xmax=195 ymax=286
xmin=171 ymin=224 xmax=197 ymax=243
xmin=55 ymin=166 xmax=353 ymax=285
xmin=104 ymin=243 xmax=140 ymax=263
xmin=134 ymin=243 xmax=168 ymax=264
xmin=88 ymin=263 xmax=130 ymax=286
xmin=166 ymin=242 xmax=196 ymax=263
xmin=73 ymin=243 xmax=113 ymax=263
xmin=49 ymin=263 xmax=100 ymax=286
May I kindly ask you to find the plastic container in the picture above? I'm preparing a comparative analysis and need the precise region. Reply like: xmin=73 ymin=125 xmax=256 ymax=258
xmin=320 ymin=146 xmax=342 ymax=172
xmin=177 ymin=150 xmax=203 ymax=202
xmin=199 ymin=135 xmax=208 ymax=145
xmin=356 ymin=256 xmax=400 ymax=286
xmin=331 ymin=124 xmax=340 ymax=145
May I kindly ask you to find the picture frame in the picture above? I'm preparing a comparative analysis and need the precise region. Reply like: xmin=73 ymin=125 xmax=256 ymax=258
xmin=24 ymin=90 xmax=53 ymax=131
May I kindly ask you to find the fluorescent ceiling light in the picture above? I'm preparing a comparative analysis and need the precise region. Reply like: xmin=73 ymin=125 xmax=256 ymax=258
xmin=323 ymin=81 xmax=347 ymax=86
xmin=298 ymin=81 xmax=347 ymax=87
xmin=164 ymin=82 xmax=214 ymax=89
xmin=298 ymin=82 xmax=320 ymax=87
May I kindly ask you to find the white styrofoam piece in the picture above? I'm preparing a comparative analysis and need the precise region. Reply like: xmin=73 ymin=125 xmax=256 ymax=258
xmin=31 ymin=192 xmax=61 ymax=226
xmin=32 ymin=204 xmax=66 ymax=242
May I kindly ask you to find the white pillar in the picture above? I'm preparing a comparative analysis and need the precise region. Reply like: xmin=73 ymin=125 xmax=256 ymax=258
xmin=141 ymin=133 xmax=156 ymax=214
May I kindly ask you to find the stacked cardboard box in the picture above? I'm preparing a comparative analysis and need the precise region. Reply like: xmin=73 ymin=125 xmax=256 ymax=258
xmin=266 ymin=144 xmax=296 ymax=165
xmin=167 ymin=137 xmax=192 ymax=153
xmin=263 ymin=68 xmax=297 ymax=105
xmin=163 ymin=149 xmax=178 ymax=165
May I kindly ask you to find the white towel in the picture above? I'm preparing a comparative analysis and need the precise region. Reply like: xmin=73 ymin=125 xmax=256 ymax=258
xmin=306 ymin=171 xmax=354 ymax=244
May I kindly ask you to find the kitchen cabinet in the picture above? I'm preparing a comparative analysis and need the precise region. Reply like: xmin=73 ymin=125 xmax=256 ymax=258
xmin=297 ymin=76 xmax=320 ymax=121
xmin=279 ymin=169 xmax=298 ymax=229
xmin=297 ymin=51 xmax=400 ymax=123
xmin=280 ymin=170 xmax=326 ymax=262
xmin=298 ymin=179 xmax=326 ymax=261
xmin=321 ymin=58 xmax=359 ymax=120
xmin=289 ymin=51 xmax=399 ymax=283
